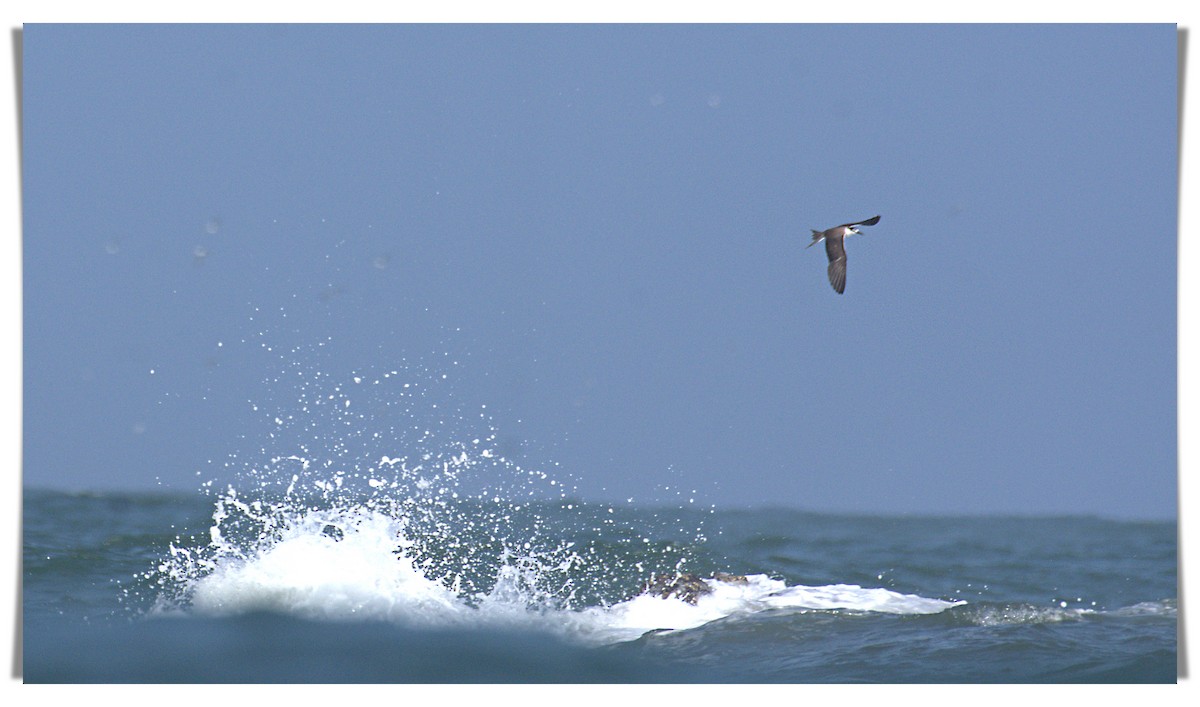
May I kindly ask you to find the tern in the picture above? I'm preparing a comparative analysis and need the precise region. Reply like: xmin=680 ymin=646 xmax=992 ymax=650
xmin=807 ymin=215 xmax=881 ymax=294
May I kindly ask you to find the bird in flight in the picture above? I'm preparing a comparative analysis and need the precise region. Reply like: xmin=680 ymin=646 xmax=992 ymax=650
xmin=807 ymin=215 xmax=881 ymax=294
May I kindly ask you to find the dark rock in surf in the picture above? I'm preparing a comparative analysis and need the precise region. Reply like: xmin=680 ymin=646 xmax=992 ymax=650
xmin=639 ymin=572 xmax=749 ymax=605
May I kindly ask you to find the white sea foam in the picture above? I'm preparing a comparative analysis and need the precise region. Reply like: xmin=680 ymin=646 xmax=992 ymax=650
xmin=571 ymin=574 xmax=963 ymax=644
xmin=963 ymin=603 xmax=1097 ymax=626
xmin=186 ymin=510 xmax=463 ymax=626
xmin=1110 ymin=599 xmax=1176 ymax=617
xmin=153 ymin=499 xmax=964 ymax=645
xmin=146 ymin=350 xmax=963 ymax=644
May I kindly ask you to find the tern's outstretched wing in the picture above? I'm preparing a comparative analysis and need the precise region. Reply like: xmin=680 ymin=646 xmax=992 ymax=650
xmin=838 ymin=215 xmax=880 ymax=229
xmin=824 ymin=236 xmax=847 ymax=294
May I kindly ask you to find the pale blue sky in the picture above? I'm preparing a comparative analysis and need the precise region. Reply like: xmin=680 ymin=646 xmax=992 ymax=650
xmin=21 ymin=23 xmax=1178 ymax=518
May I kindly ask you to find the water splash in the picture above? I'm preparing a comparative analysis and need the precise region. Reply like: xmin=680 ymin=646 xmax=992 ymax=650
xmin=137 ymin=336 xmax=962 ymax=644
xmin=139 ymin=336 xmax=706 ymax=628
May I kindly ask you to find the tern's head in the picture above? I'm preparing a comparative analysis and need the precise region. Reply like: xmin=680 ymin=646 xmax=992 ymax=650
xmin=848 ymin=226 xmax=861 ymax=235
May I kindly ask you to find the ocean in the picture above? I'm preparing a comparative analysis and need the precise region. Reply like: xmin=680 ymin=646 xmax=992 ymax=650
xmin=22 ymin=485 xmax=1177 ymax=683
xmin=20 ymin=352 xmax=1179 ymax=684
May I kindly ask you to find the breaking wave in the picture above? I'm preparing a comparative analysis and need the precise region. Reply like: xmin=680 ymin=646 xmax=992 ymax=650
xmin=138 ymin=341 xmax=964 ymax=644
